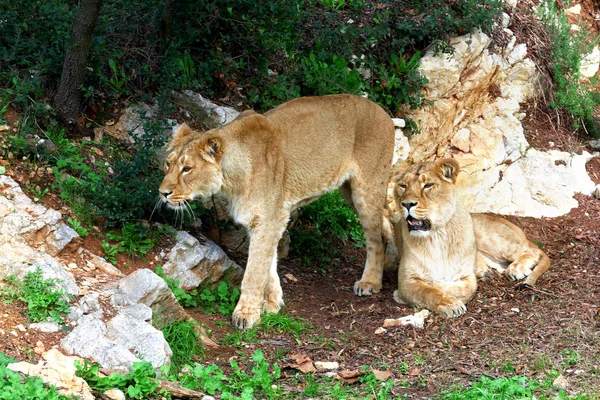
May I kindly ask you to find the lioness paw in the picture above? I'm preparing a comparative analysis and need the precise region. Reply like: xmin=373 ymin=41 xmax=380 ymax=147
xmin=232 ymin=304 xmax=262 ymax=330
xmin=353 ymin=280 xmax=382 ymax=296
xmin=437 ymin=298 xmax=466 ymax=318
xmin=505 ymin=263 xmax=533 ymax=281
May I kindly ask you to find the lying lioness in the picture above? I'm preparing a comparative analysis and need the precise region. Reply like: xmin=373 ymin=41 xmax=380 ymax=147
xmin=159 ymin=94 xmax=396 ymax=329
xmin=391 ymin=158 xmax=550 ymax=317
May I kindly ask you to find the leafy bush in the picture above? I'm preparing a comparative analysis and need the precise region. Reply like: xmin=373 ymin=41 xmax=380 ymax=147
xmin=1 ymin=267 xmax=71 ymax=323
xmin=290 ymin=190 xmax=364 ymax=268
xmin=538 ymin=0 xmax=600 ymax=137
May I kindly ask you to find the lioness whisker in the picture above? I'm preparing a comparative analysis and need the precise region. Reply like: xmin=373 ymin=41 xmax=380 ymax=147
xmin=148 ymin=196 xmax=163 ymax=222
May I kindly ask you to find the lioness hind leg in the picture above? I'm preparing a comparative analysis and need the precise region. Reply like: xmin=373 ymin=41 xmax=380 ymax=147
xmin=507 ymin=241 xmax=551 ymax=288
xmin=341 ymin=183 xmax=397 ymax=271
xmin=348 ymin=179 xmax=386 ymax=296
xmin=264 ymin=253 xmax=284 ymax=313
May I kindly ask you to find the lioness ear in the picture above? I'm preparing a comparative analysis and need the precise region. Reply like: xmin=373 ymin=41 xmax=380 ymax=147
xmin=202 ymin=137 xmax=224 ymax=162
xmin=170 ymin=123 xmax=194 ymax=148
xmin=436 ymin=158 xmax=460 ymax=183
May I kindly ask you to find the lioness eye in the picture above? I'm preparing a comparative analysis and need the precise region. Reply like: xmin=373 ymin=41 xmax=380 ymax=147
xmin=398 ymin=183 xmax=407 ymax=189
xmin=424 ymin=183 xmax=434 ymax=189
xmin=182 ymin=166 xmax=192 ymax=173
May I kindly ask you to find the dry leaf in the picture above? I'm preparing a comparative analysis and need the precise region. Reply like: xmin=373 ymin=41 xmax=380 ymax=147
xmin=337 ymin=369 xmax=363 ymax=384
xmin=372 ymin=369 xmax=392 ymax=381
xmin=284 ymin=353 xmax=316 ymax=373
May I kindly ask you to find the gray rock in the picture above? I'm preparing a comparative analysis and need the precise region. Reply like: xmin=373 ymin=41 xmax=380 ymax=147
xmin=106 ymin=313 xmax=172 ymax=370
xmin=172 ymin=90 xmax=240 ymax=129
xmin=162 ymin=231 xmax=243 ymax=290
xmin=61 ymin=316 xmax=140 ymax=373
xmin=589 ymin=139 xmax=600 ymax=151
xmin=118 ymin=304 xmax=153 ymax=322
xmin=45 ymin=222 xmax=79 ymax=256
xmin=29 ymin=321 xmax=62 ymax=333
xmin=118 ymin=268 xmax=188 ymax=325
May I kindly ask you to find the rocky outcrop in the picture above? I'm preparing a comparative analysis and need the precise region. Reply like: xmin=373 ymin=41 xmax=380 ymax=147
xmin=0 ymin=175 xmax=79 ymax=295
xmin=61 ymin=269 xmax=193 ymax=373
xmin=396 ymin=29 xmax=598 ymax=217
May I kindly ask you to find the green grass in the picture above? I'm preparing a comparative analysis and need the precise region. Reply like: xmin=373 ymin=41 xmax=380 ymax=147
xmin=1 ymin=267 xmax=71 ymax=323
xmin=160 ymin=320 xmax=205 ymax=373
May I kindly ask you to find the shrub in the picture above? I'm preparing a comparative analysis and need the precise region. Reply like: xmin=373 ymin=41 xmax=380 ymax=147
xmin=538 ymin=0 xmax=600 ymax=137
xmin=1 ymin=267 xmax=71 ymax=324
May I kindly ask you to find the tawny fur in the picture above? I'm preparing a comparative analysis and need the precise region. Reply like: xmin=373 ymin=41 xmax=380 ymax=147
xmin=391 ymin=159 xmax=551 ymax=318
xmin=159 ymin=94 xmax=396 ymax=329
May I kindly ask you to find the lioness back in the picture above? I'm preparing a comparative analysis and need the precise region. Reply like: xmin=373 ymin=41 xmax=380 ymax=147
xmin=264 ymin=95 xmax=394 ymax=202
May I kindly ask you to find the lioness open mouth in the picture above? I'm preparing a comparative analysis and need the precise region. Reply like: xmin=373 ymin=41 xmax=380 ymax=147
xmin=406 ymin=215 xmax=431 ymax=232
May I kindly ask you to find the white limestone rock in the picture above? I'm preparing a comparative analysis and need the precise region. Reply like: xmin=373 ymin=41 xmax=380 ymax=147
xmin=162 ymin=231 xmax=243 ymax=291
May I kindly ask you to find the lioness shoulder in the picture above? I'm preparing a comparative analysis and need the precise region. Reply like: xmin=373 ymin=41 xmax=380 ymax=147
xmin=159 ymin=94 xmax=397 ymax=329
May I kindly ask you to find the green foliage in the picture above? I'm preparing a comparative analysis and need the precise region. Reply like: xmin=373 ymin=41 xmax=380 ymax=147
xmin=76 ymin=360 xmax=161 ymax=399
xmin=1 ymin=267 xmax=71 ymax=324
xmin=101 ymin=240 xmax=119 ymax=265
xmin=0 ymin=353 xmax=73 ymax=400
xmin=156 ymin=266 xmax=240 ymax=314
xmin=67 ymin=217 xmax=88 ymax=238
xmin=290 ymin=190 xmax=364 ymax=269
xmin=106 ymin=222 xmax=155 ymax=258
xmin=178 ymin=349 xmax=281 ymax=399
xmin=538 ymin=0 xmax=600 ymax=137
xmin=196 ymin=281 xmax=241 ymax=316
xmin=440 ymin=376 xmax=539 ymax=399
xmin=161 ymin=320 xmax=205 ymax=373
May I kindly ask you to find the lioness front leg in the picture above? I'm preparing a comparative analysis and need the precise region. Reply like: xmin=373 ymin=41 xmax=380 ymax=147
xmin=232 ymin=224 xmax=285 ymax=329
xmin=396 ymin=277 xmax=467 ymax=318
xmin=263 ymin=253 xmax=284 ymax=313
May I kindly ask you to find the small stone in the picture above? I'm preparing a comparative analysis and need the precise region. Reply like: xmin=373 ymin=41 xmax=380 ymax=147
xmin=566 ymin=4 xmax=581 ymax=15
xmin=314 ymin=361 xmax=339 ymax=371
xmin=284 ymin=273 xmax=297 ymax=282
xmin=29 ymin=322 xmax=61 ymax=333
xmin=553 ymin=374 xmax=569 ymax=390
xmin=103 ymin=389 xmax=126 ymax=400
xmin=10 ymin=330 xmax=18 ymax=337
xmin=34 ymin=341 xmax=45 ymax=355
xmin=16 ymin=324 xmax=26 ymax=332
xmin=375 ymin=327 xmax=387 ymax=335
xmin=593 ymin=185 xmax=600 ymax=200
xmin=510 ymin=308 xmax=520 ymax=313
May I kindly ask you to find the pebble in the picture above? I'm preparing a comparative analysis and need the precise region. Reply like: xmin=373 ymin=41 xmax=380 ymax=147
xmin=314 ymin=361 xmax=339 ymax=371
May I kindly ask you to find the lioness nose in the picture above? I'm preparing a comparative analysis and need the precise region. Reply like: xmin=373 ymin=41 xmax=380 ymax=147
xmin=160 ymin=190 xmax=172 ymax=198
xmin=402 ymin=202 xmax=417 ymax=211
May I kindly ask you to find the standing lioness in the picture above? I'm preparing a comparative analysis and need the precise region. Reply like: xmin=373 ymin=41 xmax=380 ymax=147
xmin=159 ymin=94 xmax=395 ymax=329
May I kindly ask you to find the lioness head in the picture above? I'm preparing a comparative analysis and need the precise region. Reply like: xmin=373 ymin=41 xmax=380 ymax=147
xmin=159 ymin=123 xmax=224 ymax=209
xmin=392 ymin=158 xmax=460 ymax=237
